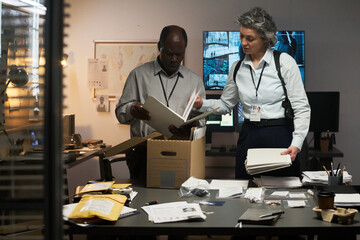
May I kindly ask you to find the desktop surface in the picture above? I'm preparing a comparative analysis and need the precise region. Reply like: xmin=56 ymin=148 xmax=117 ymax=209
xmin=67 ymin=184 xmax=360 ymax=237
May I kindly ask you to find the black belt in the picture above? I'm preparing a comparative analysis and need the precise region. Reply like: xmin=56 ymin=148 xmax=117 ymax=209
xmin=243 ymin=118 xmax=292 ymax=127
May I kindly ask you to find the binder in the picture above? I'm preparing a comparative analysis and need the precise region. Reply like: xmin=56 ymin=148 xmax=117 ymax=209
xmin=142 ymin=92 xmax=218 ymax=138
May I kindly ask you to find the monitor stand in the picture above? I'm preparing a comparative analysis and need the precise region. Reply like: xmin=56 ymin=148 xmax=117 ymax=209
xmin=313 ymin=131 xmax=321 ymax=150
xmin=205 ymin=129 xmax=212 ymax=151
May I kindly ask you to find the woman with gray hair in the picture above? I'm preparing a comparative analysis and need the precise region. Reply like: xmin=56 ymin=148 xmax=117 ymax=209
xmin=194 ymin=7 xmax=310 ymax=179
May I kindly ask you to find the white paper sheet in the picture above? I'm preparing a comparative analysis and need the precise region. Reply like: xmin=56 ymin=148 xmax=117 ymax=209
xmin=142 ymin=201 xmax=206 ymax=223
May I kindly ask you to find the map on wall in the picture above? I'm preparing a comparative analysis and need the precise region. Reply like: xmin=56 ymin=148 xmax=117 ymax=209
xmin=93 ymin=41 xmax=159 ymax=99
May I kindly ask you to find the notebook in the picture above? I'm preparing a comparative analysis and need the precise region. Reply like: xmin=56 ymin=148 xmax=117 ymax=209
xmin=238 ymin=208 xmax=282 ymax=225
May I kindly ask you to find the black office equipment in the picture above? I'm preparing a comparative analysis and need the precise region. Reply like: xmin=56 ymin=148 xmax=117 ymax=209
xmin=306 ymin=92 xmax=340 ymax=150
xmin=63 ymin=114 xmax=75 ymax=144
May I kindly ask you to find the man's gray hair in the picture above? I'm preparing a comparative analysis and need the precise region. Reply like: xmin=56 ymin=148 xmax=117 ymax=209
xmin=237 ymin=7 xmax=278 ymax=47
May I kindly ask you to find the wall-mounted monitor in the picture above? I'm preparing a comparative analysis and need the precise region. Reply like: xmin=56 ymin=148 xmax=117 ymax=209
xmin=203 ymin=30 xmax=305 ymax=91
xmin=306 ymin=92 xmax=340 ymax=150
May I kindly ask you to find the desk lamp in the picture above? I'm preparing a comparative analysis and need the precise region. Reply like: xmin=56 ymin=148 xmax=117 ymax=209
xmin=0 ymin=64 xmax=29 ymax=154
xmin=1 ymin=64 xmax=29 ymax=124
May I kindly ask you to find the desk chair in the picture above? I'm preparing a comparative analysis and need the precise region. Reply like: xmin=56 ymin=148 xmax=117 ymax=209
xmin=98 ymin=133 xmax=163 ymax=181
xmin=99 ymin=153 xmax=128 ymax=181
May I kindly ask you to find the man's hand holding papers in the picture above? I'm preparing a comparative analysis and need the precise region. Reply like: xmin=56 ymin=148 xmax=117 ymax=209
xmin=142 ymin=90 xmax=217 ymax=138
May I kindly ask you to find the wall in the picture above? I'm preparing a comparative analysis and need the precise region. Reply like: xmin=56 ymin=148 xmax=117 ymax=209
xmin=64 ymin=0 xmax=360 ymax=184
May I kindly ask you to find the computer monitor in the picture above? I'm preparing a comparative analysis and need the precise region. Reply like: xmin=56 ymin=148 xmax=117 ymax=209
xmin=203 ymin=30 xmax=305 ymax=91
xmin=63 ymin=114 xmax=75 ymax=144
xmin=28 ymin=128 xmax=44 ymax=150
xmin=306 ymin=92 xmax=340 ymax=150
xmin=205 ymin=94 xmax=236 ymax=133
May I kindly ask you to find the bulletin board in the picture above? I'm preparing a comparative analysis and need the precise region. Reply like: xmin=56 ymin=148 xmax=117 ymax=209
xmin=92 ymin=41 xmax=159 ymax=99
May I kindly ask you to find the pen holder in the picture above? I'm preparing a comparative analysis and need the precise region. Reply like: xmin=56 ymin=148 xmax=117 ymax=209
xmin=317 ymin=191 xmax=335 ymax=209
xmin=328 ymin=175 xmax=343 ymax=186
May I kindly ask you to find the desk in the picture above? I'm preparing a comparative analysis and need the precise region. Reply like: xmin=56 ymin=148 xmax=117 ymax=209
xmin=65 ymin=146 xmax=112 ymax=200
xmin=65 ymin=146 xmax=111 ymax=169
xmin=67 ymin=184 xmax=360 ymax=238
xmin=308 ymin=147 xmax=344 ymax=170
xmin=206 ymin=146 xmax=236 ymax=157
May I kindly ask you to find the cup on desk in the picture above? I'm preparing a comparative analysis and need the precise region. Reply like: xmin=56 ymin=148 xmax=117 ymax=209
xmin=328 ymin=175 xmax=343 ymax=186
xmin=317 ymin=191 xmax=335 ymax=209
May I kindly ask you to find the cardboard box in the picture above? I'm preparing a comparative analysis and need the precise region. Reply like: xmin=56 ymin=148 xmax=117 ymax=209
xmin=104 ymin=132 xmax=205 ymax=189
xmin=147 ymin=137 xmax=205 ymax=188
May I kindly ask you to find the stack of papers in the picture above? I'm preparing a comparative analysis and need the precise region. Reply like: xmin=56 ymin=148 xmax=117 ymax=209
xmin=302 ymin=171 xmax=352 ymax=185
xmin=245 ymin=148 xmax=292 ymax=175
xmin=334 ymin=193 xmax=360 ymax=207
xmin=142 ymin=201 xmax=206 ymax=223
xmin=253 ymin=176 xmax=302 ymax=188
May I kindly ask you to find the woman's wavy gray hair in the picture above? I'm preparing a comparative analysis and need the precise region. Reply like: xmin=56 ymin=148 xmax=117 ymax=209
xmin=236 ymin=7 xmax=278 ymax=47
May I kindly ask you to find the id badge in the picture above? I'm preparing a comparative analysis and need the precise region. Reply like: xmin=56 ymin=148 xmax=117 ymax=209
xmin=250 ymin=104 xmax=261 ymax=122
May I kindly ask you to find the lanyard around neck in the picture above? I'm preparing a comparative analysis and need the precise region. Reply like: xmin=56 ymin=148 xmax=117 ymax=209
xmin=158 ymin=73 xmax=180 ymax=107
xmin=249 ymin=62 xmax=266 ymax=98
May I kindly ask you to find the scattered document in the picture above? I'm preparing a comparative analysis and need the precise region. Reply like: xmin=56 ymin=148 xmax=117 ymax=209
xmin=217 ymin=185 xmax=244 ymax=199
xmin=270 ymin=191 xmax=289 ymax=197
xmin=244 ymin=188 xmax=263 ymax=203
xmin=179 ymin=177 xmax=210 ymax=198
xmin=181 ymin=177 xmax=210 ymax=189
xmin=245 ymin=148 xmax=292 ymax=175
xmin=142 ymin=201 xmax=206 ymax=223
xmin=253 ymin=176 xmax=302 ymax=188
xmin=192 ymin=126 xmax=206 ymax=140
xmin=63 ymin=203 xmax=77 ymax=221
xmin=209 ymin=179 xmax=249 ymax=190
xmin=142 ymin=91 xmax=218 ymax=138
xmin=302 ymin=171 xmax=352 ymax=185
xmin=334 ymin=193 xmax=360 ymax=206
xmin=289 ymin=193 xmax=306 ymax=198
xmin=286 ymin=200 xmax=307 ymax=208
xmin=80 ymin=181 xmax=114 ymax=193
xmin=118 ymin=206 xmax=139 ymax=219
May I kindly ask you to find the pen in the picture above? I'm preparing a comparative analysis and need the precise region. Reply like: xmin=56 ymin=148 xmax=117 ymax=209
xmin=335 ymin=163 xmax=341 ymax=176
xmin=145 ymin=200 xmax=159 ymax=205
xmin=339 ymin=166 xmax=346 ymax=177
xmin=323 ymin=165 xmax=330 ymax=176
xmin=260 ymin=210 xmax=285 ymax=218
xmin=331 ymin=162 xmax=334 ymax=176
